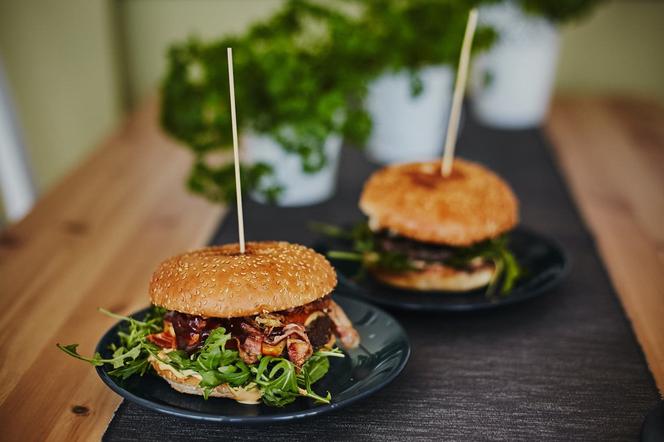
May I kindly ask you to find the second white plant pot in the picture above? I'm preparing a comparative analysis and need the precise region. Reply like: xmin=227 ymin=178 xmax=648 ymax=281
xmin=365 ymin=65 xmax=453 ymax=164
xmin=470 ymin=2 xmax=560 ymax=129
xmin=243 ymin=132 xmax=342 ymax=207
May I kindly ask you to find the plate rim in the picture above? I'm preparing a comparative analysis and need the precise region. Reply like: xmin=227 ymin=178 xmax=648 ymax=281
xmin=325 ymin=225 xmax=570 ymax=313
xmin=95 ymin=293 xmax=411 ymax=424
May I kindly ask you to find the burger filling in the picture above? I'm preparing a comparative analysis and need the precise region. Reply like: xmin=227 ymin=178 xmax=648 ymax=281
xmin=321 ymin=221 xmax=521 ymax=295
xmin=58 ymin=297 xmax=359 ymax=407
xmin=374 ymin=230 xmax=495 ymax=272
xmin=147 ymin=296 xmax=359 ymax=368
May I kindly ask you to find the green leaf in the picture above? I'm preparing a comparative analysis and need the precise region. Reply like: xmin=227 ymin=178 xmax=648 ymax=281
xmin=300 ymin=352 xmax=330 ymax=385
xmin=56 ymin=343 xmax=141 ymax=368
xmin=58 ymin=306 xmax=166 ymax=381
xmin=107 ymin=357 xmax=151 ymax=380
xmin=162 ymin=350 xmax=194 ymax=370
xmin=195 ymin=327 xmax=238 ymax=372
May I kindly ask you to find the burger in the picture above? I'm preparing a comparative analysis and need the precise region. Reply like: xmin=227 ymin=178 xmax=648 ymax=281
xmin=324 ymin=159 xmax=521 ymax=294
xmin=58 ymin=241 xmax=360 ymax=406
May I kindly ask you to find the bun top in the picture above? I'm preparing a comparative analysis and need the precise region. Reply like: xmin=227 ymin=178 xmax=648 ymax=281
xmin=359 ymin=159 xmax=518 ymax=246
xmin=149 ymin=242 xmax=337 ymax=318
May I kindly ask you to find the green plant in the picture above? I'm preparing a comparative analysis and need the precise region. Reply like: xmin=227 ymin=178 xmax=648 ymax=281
xmin=161 ymin=1 xmax=373 ymax=203
xmin=518 ymin=0 xmax=605 ymax=23
xmin=161 ymin=0 xmax=497 ymax=204
xmin=342 ymin=0 xmax=497 ymax=95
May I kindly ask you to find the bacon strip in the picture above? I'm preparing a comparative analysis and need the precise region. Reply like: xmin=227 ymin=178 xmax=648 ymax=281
xmin=287 ymin=336 xmax=313 ymax=368
xmin=147 ymin=320 xmax=176 ymax=349
xmin=264 ymin=323 xmax=313 ymax=368
xmin=147 ymin=331 xmax=176 ymax=349
xmin=237 ymin=322 xmax=264 ymax=364
xmin=264 ymin=323 xmax=309 ymax=345
xmin=327 ymin=300 xmax=360 ymax=349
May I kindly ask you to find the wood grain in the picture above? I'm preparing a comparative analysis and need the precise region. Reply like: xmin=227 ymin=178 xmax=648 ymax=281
xmin=0 ymin=100 xmax=225 ymax=441
xmin=546 ymin=96 xmax=664 ymax=394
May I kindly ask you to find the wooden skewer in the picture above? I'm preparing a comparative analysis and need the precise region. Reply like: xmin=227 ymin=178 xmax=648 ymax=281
xmin=441 ymin=8 xmax=479 ymax=177
xmin=227 ymin=47 xmax=245 ymax=253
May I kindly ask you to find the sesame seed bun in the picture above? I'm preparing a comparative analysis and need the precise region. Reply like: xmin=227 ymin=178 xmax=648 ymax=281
xmin=370 ymin=261 xmax=495 ymax=292
xmin=359 ymin=159 xmax=518 ymax=246
xmin=149 ymin=241 xmax=337 ymax=318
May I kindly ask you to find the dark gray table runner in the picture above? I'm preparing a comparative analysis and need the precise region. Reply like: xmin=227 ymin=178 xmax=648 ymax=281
xmin=105 ymin=118 xmax=659 ymax=441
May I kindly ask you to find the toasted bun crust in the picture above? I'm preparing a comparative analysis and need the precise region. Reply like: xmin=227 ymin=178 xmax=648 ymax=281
xmin=150 ymin=241 xmax=337 ymax=317
xmin=359 ymin=159 xmax=518 ymax=246
xmin=370 ymin=262 xmax=495 ymax=292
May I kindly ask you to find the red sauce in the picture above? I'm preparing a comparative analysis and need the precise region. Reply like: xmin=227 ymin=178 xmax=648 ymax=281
xmin=150 ymin=296 xmax=333 ymax=356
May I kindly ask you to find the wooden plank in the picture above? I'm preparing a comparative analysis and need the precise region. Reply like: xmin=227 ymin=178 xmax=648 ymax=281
xmin=546 ymin=96 xmax=664 ymax=394
xmin=0 ymin=99 xmax=225 ymax=441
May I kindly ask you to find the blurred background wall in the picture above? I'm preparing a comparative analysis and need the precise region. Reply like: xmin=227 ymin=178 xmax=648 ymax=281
xmin=0 ymin=0 xmax=121 ymax=192
xmin=0 ymin=0 xmax=663 ymax=216
xmin=557 ymin=1 xmax=664 ymax=100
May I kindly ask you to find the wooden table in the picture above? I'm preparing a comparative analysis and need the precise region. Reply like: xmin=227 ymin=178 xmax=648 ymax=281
xmin=546 ymin=97 xmax=664 ymax=392
xmin=0 ymin=96 xmax=662 ymax=440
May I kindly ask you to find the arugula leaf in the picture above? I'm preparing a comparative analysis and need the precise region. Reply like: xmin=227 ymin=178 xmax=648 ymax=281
xmin=195 ymin=327 xmax=234 ymax=371
xmin=253 ymin=349 xmax=339 ymax=407
xmin=161 ymin=350 xmax=194 ymax=370
xmin=57 ymin=306 xmax=165 ymax=378
xmin=57 ymin=343 xmax=129 ymax=366
xmin=300 ymin=352 xmax=330 ymax=385
xmin=217 ymin=361 xmax=252 ymax=386
xmin=107 ymin=355 xmax=152 ymax=379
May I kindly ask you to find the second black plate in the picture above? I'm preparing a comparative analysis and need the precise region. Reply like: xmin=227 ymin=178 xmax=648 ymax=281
xmin=317 ymin=226 xmax=568 ymax=312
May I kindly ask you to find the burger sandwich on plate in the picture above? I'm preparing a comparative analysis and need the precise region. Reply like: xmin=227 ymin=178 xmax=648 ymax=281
xmin=321 ymin=159 xmax=521 ymax=295
xmin=59 ymin=241 xmax=360 ymax=406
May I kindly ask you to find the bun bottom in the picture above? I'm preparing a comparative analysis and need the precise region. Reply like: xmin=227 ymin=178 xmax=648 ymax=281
xmin=370 ymin=262 xmax=494 ymax=292
xmin=150 ymin=359 xmax=261 ymax=403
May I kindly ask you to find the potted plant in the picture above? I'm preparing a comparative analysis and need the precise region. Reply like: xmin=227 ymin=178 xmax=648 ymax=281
xmin=470 ymin=0 xmax=604 ymax=129
xmin=161 ymin=1 xmax=371 ymax=206
xmin=348 ymin=0 xmax=496 ymax=164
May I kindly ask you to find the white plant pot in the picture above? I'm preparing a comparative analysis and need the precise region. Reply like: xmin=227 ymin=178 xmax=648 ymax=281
xmin=470 ymin=2 xmax=560 ymax=129
xmin=243 ymin=132 xmax=342 ymax=207
xmin=366 ymin=66 xmax=453 ymax=164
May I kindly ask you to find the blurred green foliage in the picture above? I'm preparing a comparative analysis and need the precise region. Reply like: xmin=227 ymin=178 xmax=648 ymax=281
xmin=344 ymin=0 xmax=496 ymax=70
xmin=164 ymin=0 xmax=601 ymax=204
xmin=162 ymin=1 xmax=375 ymax=202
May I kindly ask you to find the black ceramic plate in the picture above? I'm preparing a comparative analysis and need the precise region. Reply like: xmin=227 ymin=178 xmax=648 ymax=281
xmin=316 ymin=226 xmax=568 ymax=312
xmin=95 ymin=293 xmax=410 ymax=423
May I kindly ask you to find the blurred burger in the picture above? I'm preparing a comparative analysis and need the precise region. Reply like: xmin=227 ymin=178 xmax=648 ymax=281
xmin=325 ymin=159 xmax=521 ymax=294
